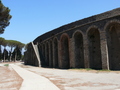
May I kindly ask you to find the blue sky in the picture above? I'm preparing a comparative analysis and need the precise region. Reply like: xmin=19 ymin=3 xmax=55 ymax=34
xmin=1 ymin=0 xmax=120 ymax=44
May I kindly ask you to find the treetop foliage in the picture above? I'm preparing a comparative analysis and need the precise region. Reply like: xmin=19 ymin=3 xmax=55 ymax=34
xmin=0 ymin=37 xmax=25 ymax=61
xmin=7 ymin=40 xmax=25 ymax=49
xmin=0 ymin=37 xmax=5 ymax=44
xmin=0 ymin=1 xmax=12 ymax=34
xmin=0 ymin=37 xmax=25 ymax=49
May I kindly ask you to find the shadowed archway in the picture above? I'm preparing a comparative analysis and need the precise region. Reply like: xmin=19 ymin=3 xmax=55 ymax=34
xmin=60 ymin=34 xmax=70 ymax=69
xmin=49 ymin=40 xmax=53 ymax=68
xmin=88 ymin=28 xmax=102 ymax=70
xmin=73 ymin=31 xmax=84 ymax=68
xmin=46 ymin=42 xmax=49 ymax=66
xmin=53 ymin=38 xmax=59 ymax=68
xmin=106 ymin=22 xmax=120 ymax=70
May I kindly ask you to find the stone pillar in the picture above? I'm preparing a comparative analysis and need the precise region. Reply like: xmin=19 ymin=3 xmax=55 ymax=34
xmin=83 ymin=35 xmax=90 ymax=68
xmin=69 ymin=38 xmax=76 ymax=68
xmin=100 ymin=31 xmax=109 ymax=70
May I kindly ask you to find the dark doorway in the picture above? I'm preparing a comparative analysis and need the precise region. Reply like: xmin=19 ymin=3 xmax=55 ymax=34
xmin=61 ymin=34 xmax=70 ymax=69
xmin=46 ymin=42 xmax=49 ymax=66
xmin=88 ymin=28 xmax=102 ymax=69
xmin=53 ymin=38 xmax=58 ymax=68
xmin=106 ymin=23 xmax=120 ymax=70
xmin=49 ymin=40 xmax=53 ymax=67
xmin=74 ymin=32 xmax=84 ymax=68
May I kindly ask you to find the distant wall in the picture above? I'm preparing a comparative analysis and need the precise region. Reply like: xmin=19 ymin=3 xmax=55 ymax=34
xmin=24 ymin=43 xmax=39 ymax=66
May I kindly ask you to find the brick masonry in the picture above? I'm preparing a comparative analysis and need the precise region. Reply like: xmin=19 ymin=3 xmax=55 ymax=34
xmin=24 ymin=8 xmax=120 ymax=70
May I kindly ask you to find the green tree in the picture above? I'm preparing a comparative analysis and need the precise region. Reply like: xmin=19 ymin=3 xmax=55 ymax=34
xmin=7 ymin=40 xmax=16 ymax=61
xmin=12 ymin=46 xmax=22 ymax=60
xmin=2 ymin=40 xmax=7 ymax=62
xmin=7 ymin=40 xmax=25 ymax=62
xmin=2 ymin=48 xmax=8 ymax=61
xmin=0 ymin=37 xmax=5 ymax=60
xmin=0 ymin=1 xmax=12 ymax=34
xmin=13 ymin=41 xmax=25 ymax=61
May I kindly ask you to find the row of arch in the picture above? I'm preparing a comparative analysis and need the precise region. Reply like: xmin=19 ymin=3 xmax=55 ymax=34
xmin=38 ymin=38 xmax=58 ymax=68
xmin=38 ymin=21 xmax=120 ymax=70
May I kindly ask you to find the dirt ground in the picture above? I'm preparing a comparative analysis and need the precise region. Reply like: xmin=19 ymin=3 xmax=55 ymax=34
xmin=18 ymin=63 xmax=120 ymax=90
xmin=1 ymin=62 xmax=120 ymax=90
xmin=0 ymin=63 xmax=23 ymax=90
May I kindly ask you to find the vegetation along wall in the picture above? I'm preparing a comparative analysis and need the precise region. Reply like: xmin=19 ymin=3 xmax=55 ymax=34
xmin=24 ymin=8 xmax=120 ymax=70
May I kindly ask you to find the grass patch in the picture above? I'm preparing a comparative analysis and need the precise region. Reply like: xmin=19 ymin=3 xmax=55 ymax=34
xmin=4 ymin=64 xmax=9 ymax=66
xmin=70 ymin=68 xmax=111 ymax=73
xmin=98 ymin=69 xmax=111 ymax=72
xmin=86 ymin=68 xmax=94 ymax=71
xmin=70 ymin=68 xmax=94 ymax=71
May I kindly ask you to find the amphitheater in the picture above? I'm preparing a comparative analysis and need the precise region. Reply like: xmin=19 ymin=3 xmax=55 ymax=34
xmin=24 ymin=8 xmax=120 ymax=70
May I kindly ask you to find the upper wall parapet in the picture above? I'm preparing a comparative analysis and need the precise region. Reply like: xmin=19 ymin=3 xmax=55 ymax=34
xmin=34 ymin=8 xmax=120 ymax=43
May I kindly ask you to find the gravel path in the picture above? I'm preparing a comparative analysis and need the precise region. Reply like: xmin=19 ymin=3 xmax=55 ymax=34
xmin=1 ymin=62 xmax=120 ymax=90
xmin=18 ymin=63 xmax=120 ymax=90
xmin=0 ymin=63 xmax=23 ymax=90
xmin=10 ymin=64 xmax=60 ymax=90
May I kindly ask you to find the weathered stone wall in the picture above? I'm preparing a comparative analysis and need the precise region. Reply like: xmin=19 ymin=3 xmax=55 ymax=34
xmin=24 ymin=8 xmax=120 ymax=70
xmin=24 ymin=43 xmax=39 ymax=66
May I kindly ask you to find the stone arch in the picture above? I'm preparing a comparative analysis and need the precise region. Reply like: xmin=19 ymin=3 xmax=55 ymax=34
xmin=105 ymin=21 xmax=120 ymax=70
xmin=72 ymin=30 xmax=84 ymax=37
xmin=49 ymin=40 xmax=53 ymax=68
xmin=60 ymin=33 xmax=70 ymax=69
xmin=53 ymin=37 xmax=59 ymax=68
xmin=73 ymin=31 xmax=84 ymax=68
xmin=87 ymin=25 xmax=101 ymax=34
xmin=87 ymin=27 xmax=102 ymax=70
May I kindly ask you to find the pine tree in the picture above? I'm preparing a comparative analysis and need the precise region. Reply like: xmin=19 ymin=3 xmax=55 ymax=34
xmin=0 ymin=1 xmax=12 ymax=34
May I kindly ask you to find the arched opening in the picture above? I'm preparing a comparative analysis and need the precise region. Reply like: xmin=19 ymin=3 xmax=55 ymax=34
xmin=60 ymin=34 xmax=70 ymax=69
xmin=53 ymin=38 xmax=58 ymax=68
xmin=73 ymin=32 xmax=84 ymax=68
xmin=106 ymin=23 xmax=120 ymax=70
xmin=43 ymin=44 xmax=45 ymax=58
xmin=42 ymin=44 xmax=46 ymax=66
xmin=49 ymin=40 xmax=53 ymax=68
xmin=46 ymin=42 xmax=49 ymax=66
xmin=88 ymin=28 xmax=102 ymax=70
